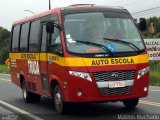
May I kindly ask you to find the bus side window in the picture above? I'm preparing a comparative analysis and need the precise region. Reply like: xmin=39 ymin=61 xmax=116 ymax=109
xmin=20 ymin=22 xmax=30 ymax=52
xmin=12 ymin=25 xmax=20 ymax=52
xmin=48 ymin=21 xmax=63 ymax=55
xmin=29 ymin=20 xmax=40 ymax=52
xmin=41 ymin=24 xmax=47 ymax=52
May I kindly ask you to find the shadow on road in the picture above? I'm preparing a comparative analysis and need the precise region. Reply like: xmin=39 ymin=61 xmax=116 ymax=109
xmin=26 ymin=97 xmax=146 ymax=120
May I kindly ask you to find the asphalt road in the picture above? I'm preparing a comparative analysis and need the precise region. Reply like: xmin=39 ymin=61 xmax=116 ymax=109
xmin=0 ymin=74 xmax=160 ymax=120
xmin=0 ymin=105 xmax=27 ymax=120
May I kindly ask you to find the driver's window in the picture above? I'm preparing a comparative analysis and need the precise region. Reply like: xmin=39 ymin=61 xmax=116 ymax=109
xmin=48 ymin=21 xmax=63 ymax=55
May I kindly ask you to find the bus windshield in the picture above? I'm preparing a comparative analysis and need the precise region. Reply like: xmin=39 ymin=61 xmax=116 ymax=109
xmin=63 ymin=12 xmax=145 ymax=55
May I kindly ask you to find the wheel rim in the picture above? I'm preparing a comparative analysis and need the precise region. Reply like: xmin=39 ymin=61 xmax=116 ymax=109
xmin=54 ymin=87 xmax=63 ymax=112
xmin=55 ymin=92 xmax=61 ymax=105
xmin=22 ymin=83 xmax=27 ymax=99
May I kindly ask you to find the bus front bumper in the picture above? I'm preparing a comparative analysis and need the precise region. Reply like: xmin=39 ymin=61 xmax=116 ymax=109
xmin=63 ymin=73 xmax=149 ymax=102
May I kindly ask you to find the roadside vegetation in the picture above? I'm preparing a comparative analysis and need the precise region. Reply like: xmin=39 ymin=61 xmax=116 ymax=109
xmin=142 ymin=17 xmax=160 ymax=38
xmin=0 ymin=26 xmax=10 ymax=64
xmin=0 ymin=64 xmax=10 ymax=74
xmin=0 ymin=27 xmax=10 ymax=74
xmin=150 ymin=71 xmax=159 ymax=86
xmin=149 ymin=61 xmax=160 ymax=86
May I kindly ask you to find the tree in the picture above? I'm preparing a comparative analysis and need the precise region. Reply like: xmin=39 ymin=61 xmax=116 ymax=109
xmin=0 ymin=46 xmax=9 ymax=64
xmin=142 ymin=17 xmax=160 ymax=38
xmin=0 ymin=27 xmax=10 ymax=64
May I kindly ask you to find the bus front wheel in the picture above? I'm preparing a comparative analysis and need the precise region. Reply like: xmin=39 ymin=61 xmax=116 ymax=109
xmin=53 ymin=85 xmax=67 ymax=114
xmin=123 ymin=98 xmax=139 ymax=109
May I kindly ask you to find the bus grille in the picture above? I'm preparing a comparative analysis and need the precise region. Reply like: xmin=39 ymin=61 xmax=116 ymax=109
xmin=99 ymin=86 xmax=132 ymax=95
xmin=93 ymin=70 xmax=135 ymax=82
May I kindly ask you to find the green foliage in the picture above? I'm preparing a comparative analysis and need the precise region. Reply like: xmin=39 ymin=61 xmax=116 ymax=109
xmin=142 ymin=31 xmax=152 ymax=38
xmin=0 ymin=64 xmax=10 ymax=73
xmin=149 ymin=61 xmax=160 ymax=71
xmin=142 ymin=16 xmax=160 ymax=38
xmin=0 ymin=27 xmax=10 ymax=64
xmin=0 ymin=46 xmax=9 ymax=64
xmin=154 ymin=32 xmax=160 ymax=38
xmin=0 ymin=27 xmax=10 ymax=41
xmin=150 ymin=71 xmax=160 ymax=86
xmin=149 ymin=61 xmax=160 ymax=86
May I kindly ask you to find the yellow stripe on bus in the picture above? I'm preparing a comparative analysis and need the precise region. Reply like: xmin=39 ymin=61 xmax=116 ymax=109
xmin=9 ymin=53 xmax=149 ymax=67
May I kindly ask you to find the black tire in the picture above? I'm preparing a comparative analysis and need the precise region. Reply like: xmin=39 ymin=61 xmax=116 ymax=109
xmin=123 ymin=98 xmax=139 ymax=109
xmin=53 ymin=85 xmax=67 ymax=114
xmin=22 ymin=81 xmax=32 ymax=103
xmin=22 ymin=81 xmax=41 ymax=103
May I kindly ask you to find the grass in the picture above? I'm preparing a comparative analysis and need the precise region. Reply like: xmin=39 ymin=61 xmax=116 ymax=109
xmin=150 ymin=71 xmax=160 ymax=86
xmin=0 ymin=64 xmax=10 ymax=74
xmin=149 ymin=61 xmax=160 ymax=86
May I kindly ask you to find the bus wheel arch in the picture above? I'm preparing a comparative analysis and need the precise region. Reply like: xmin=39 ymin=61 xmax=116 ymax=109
xmin=20 ymin=74 xmax=41 ymax=103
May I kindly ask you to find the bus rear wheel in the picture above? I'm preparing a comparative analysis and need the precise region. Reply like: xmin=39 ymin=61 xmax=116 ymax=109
xmin=22 ymin=81 xmax=41 ymax=103
xmin=123 ymin=98 xmax=139 ymax=109
xmin=53 ymin=85 xmax=67 ymax=114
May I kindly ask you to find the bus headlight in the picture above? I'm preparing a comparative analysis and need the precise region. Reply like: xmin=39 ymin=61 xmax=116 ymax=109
xmin=137 ymin=67 xmax=149 ymax=79
xmin=69 ymin=71 xmax=92 ymax=81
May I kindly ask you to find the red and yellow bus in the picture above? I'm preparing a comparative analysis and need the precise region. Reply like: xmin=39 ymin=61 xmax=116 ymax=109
xmin=10 ymin=4 xmax=149 ymax=114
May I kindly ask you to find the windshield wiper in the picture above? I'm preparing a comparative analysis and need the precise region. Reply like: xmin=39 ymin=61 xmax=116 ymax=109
xmin=103 ymin=38 xmax=141 ymax=53
xmin=74 ymin=40 xmax=114 ymax=56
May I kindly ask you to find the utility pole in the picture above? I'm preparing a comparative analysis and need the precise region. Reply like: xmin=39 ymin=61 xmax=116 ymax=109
xmin=49 ymin=0 xmax=51 ymax=10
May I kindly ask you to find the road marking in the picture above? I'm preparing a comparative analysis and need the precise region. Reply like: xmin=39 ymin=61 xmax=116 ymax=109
xmin=149 ymin=89 xmax=160 ymax=92
xmin=0 ymin=78 xmax=11 ymax=82
xmin=140 ymin=100 xmax=160 ymax=107
xmin=0 ymin=74 xmax=10 ymax=76
xmin=0 ymin=100 xmax=44 ymax=120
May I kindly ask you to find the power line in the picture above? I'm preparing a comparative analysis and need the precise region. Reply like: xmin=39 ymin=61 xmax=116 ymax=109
xmin=109 ymin=0 xmax=149 ymax=9
xmin=110 ymin=1 xmax=160 ymax=18
xmin=108 ymin=0 xmax=130 ymax=5
xmin=131 ymin=7 xmax=160 ymax=17
xmin=133 ymin=9 xmax=160 ymax=17
xmin=121 ymin=0 xmax=147 ymax=6
xmin=132 ymin=7 xmax=160 ymax=15
xmin=120 ymin=0 xmax=137 ymax=6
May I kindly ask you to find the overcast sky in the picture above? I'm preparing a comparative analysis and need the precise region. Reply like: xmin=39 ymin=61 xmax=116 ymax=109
xmin=1 ymin=0 xmax=160 ymax=30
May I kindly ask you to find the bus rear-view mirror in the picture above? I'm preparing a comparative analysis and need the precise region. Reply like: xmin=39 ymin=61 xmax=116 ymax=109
xmin=46 ymin=20 xmax=62 ymax=33
xmin=46 ymin=20 xmax=55 ymax=33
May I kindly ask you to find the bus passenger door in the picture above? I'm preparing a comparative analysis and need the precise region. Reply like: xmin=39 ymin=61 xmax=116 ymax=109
xmin=39 ymin=23 xmax=50 ymax=94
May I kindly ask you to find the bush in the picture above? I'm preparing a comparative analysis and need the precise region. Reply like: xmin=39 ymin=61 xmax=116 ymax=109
xmin=0 ymin=64 xmax=10 ymax=73
xmin=149 ymin=61 xmax=160 ymax=86
xmin=155 ymin=32 xmax=160 ymax=38
xmin=149 ymin=61 xmax=160 ymax=71
xmin=150 ymin=71 xmax=160 ymax=86
xmin=0 ymin=46 xmax=9 ymax=64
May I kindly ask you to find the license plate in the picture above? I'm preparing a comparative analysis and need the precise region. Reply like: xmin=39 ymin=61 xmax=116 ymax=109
xmin=109 ymin=81 xmax=125 ymax=88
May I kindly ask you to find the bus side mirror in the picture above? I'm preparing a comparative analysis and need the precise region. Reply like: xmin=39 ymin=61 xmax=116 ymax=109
xmin=138 ymin=18 xmax=146 ymax=31
xmin=46 ymin=20 xmax=62 ymax=33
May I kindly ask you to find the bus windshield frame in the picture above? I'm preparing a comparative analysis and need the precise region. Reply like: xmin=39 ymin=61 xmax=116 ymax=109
xmin=62 ymin=10 xmax=146 ymax=57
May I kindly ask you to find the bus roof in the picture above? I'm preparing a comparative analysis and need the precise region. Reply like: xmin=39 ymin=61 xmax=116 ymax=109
xmin=13 ymin=7 xmax=61 ymax=25
xmin=13 ymin=5 xmax=127 ymax=25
